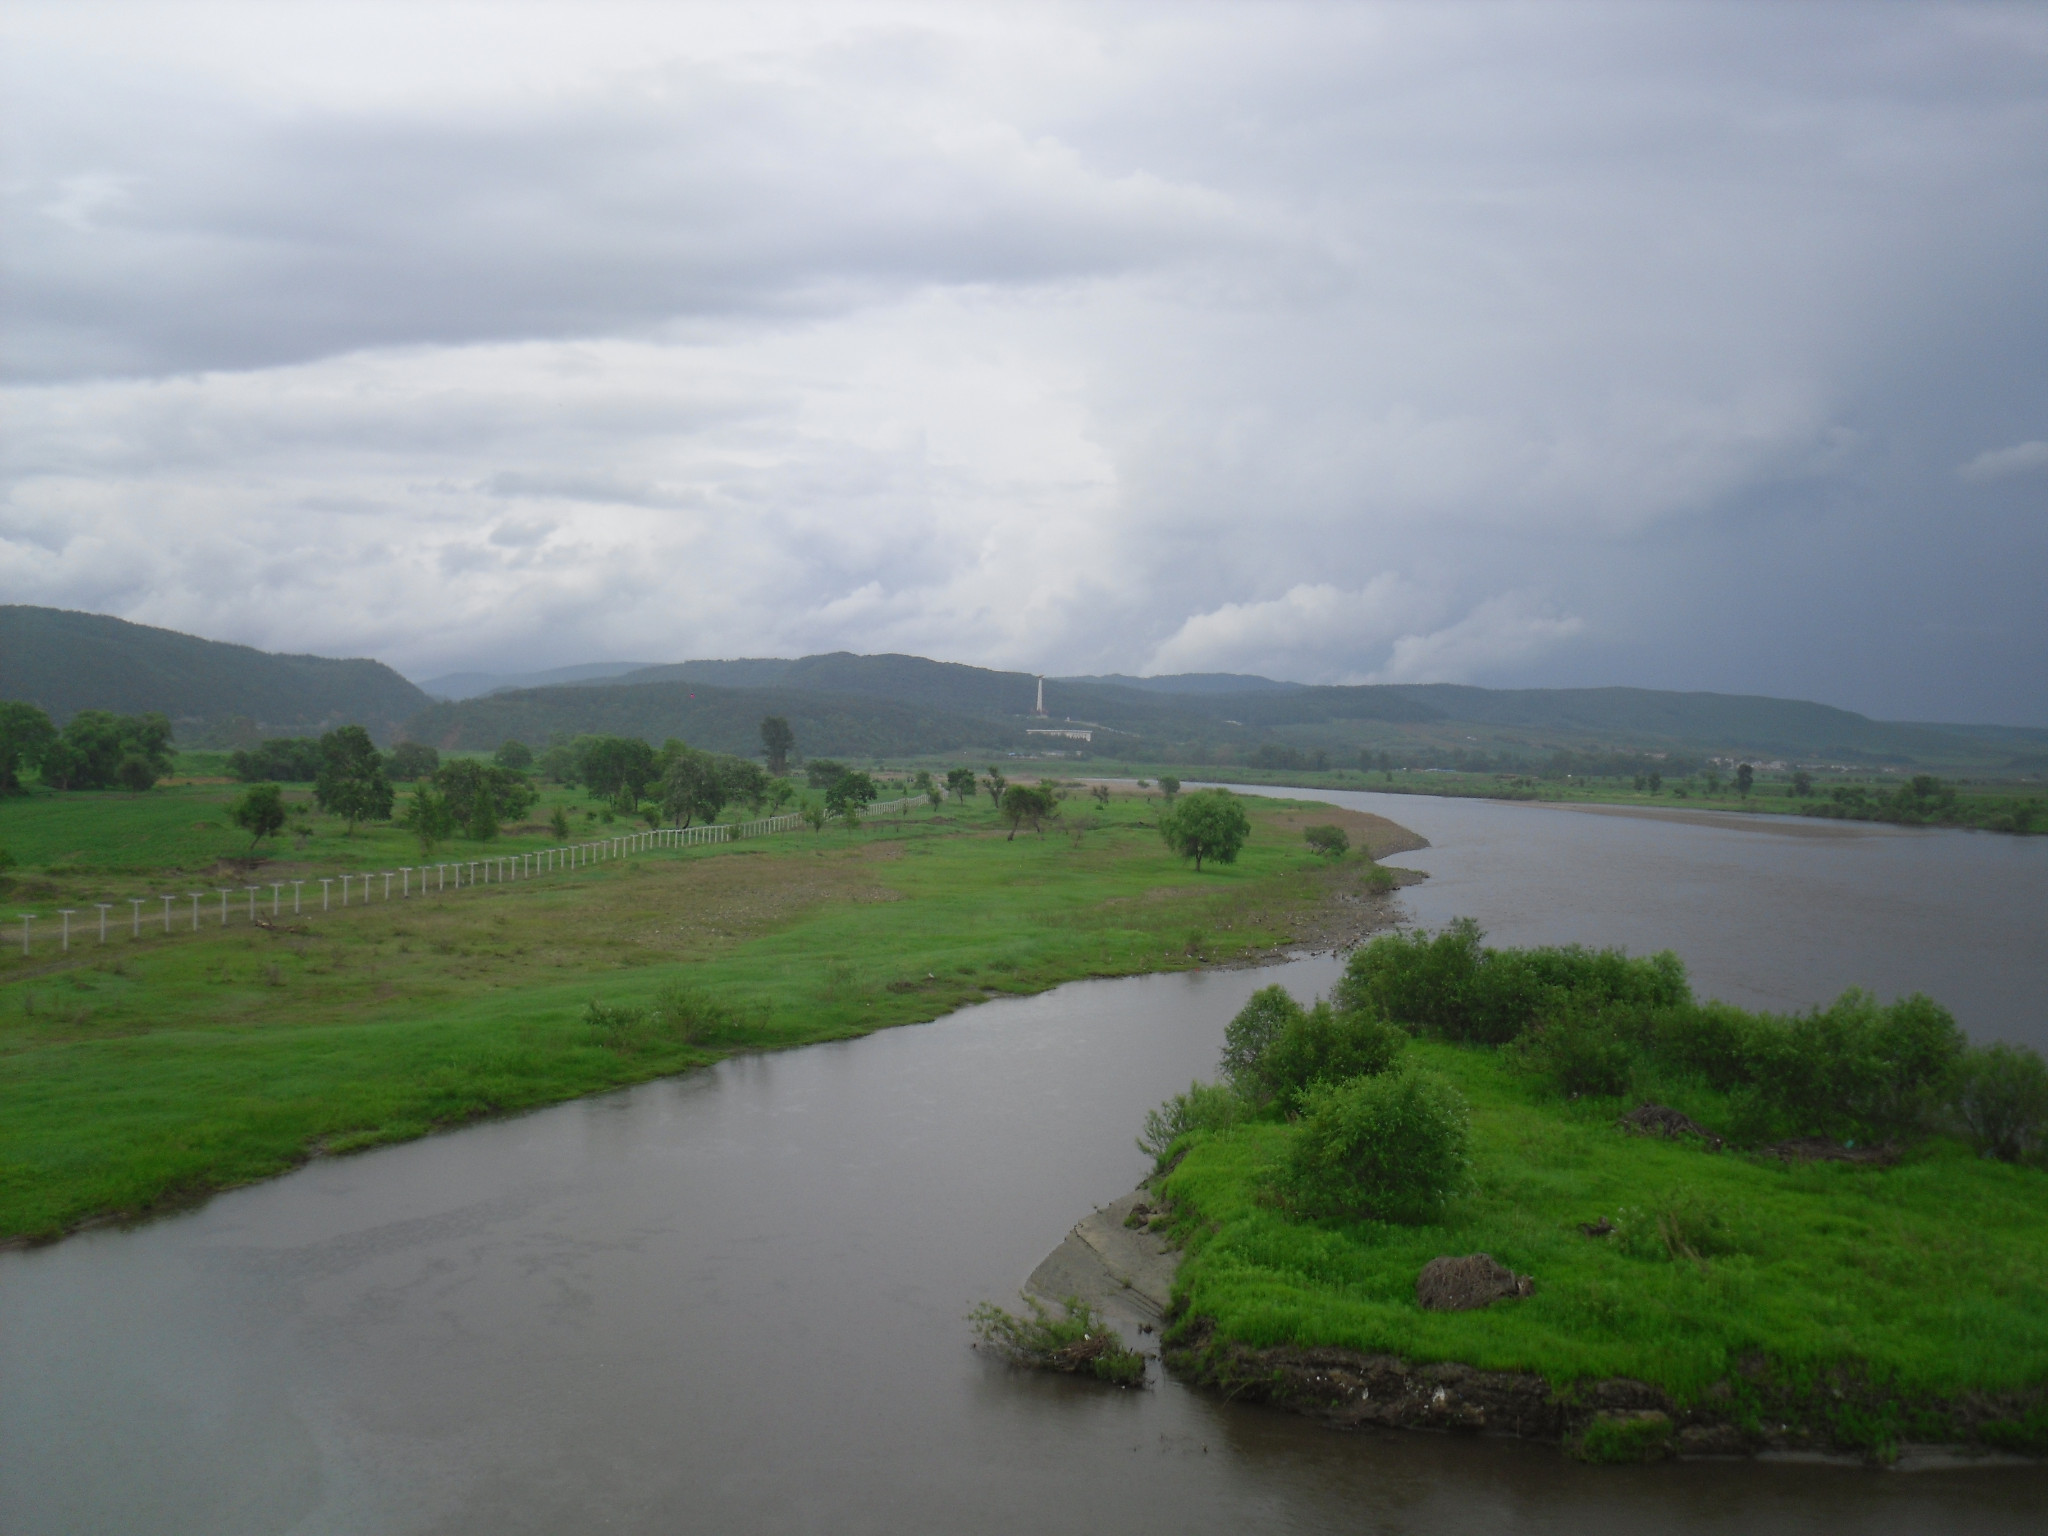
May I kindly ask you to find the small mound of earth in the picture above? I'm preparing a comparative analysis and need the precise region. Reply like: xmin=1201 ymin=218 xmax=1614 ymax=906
xmin=1619 ymin=1103 xmax=1724 ymax=1150
xmin=1416 ymin=1254 xmax=1534 ymax=1312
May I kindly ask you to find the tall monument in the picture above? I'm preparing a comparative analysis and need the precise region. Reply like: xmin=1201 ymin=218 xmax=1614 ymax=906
xmin=1034 ymin=676 xmax=1047 ymax=716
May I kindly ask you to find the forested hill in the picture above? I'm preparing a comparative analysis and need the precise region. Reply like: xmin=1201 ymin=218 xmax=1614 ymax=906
xmin=403 ymin=678 xmax=1030 ymax=760
xmin=0 ymin=606 xmax=430 ymax=744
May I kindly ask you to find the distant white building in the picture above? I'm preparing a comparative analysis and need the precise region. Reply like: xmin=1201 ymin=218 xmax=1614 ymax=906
xmin=1026 ymin=727 xmax=1093 ymax=742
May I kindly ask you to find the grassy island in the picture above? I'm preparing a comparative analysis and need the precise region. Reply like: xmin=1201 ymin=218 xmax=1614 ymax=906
xmin=1147 ymin=927 xmax=2048 ymax=1460
xmin=0 ymin=781 xmax=1415 ymax=1244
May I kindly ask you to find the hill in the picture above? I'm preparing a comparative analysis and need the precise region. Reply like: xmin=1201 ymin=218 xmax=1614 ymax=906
xmin=0 ymin=606 xmax=430 ymax=745
xmin=415 ymin=662 xmax=657 ymax=700
xmin=402 ymin=678 xmax=1029 ymax=760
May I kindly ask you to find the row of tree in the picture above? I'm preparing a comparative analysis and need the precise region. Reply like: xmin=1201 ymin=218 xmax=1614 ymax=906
xmin=0 ymin=702 xmax=175 ymax=794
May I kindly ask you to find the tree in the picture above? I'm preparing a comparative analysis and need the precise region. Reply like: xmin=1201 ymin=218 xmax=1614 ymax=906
xmin=825 ymin=770 xmax=879 ymax=824
xmin=999 ymin=783 xmax=1057 ymax=840
xmin=805 ymin=758 xmax=848 ymax=789
xmin=433 ymin=760 xmax=537 ymax=824
xmin=315 ymin=726 xmax=395 ymax=834
xmin=760 ymin=716 xmax=795 ymax=777
xmin=1303 ymin=824 xmax=1349 ymax=858
xmin=398 ymin=785 xmax=460 ymax=854
xmin=549 ymin=807 xmax=571 ymax=839
xmin=231 ymin=783 xmax=288 ymax=850
xmin=1736 ymin=763 xmax=1755 ymax=799
xmin=1792 ymin=770 xmax=1814 ymax=797
xmin=0 ymin=702 xmax=56 ymax=794
xmin=769 ymin=779 xmax=796 ymax=813
xmin=229 ymin=737 xmax=324 ymax=782
xmin=1158 ymin=788 xmax=1250 ymax=872
xmin=1090 ymin=784 xmax=1111 ymax=807
xmin=465 ymin=781 xmax=500 ymax=841
xmin=1647 ymin=771 xmax=1662 ymax=795
xmin=493 ymin=739 xmax=534 ymax=770
xmin=39 ymin=710 xmax=174 ymax=791
xmin=983 ymin=767 xmax=1008 ymax=806
xmin=387 ymin=741 xmax=440 ymax=780
xmin=661 ymin=748 xmax=726 ymax=828
xmin=578 ymin=735 xmax=658 ymax=808
xmin=801 ymin=800 xmax=829 ymax=832
xmin=945 ymin=766 xmax=977 ymax=802
xmin=721 ymin=757 xmax=771 ymax=814
xmin=1158 ymin=775 xmax=1181 ymax=800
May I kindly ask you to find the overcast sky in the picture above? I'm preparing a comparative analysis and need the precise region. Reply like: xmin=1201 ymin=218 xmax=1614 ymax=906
xmin=4 ymin=2 xmax=2046 ymax=722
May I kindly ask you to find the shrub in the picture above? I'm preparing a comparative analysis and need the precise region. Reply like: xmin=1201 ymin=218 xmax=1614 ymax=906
xmin=1255 ymin=1001 xmax=1406 ymax=1112
xmin=1611 ymin=1190 xmax=1739 ymax=1264
xmin=1158 ymin=788 xmax=1250 ymax=871
xmin=1519 ymin=998 xmax=1637 ymax=1098
xmin=1950 ymin=1043 xmax=2048 ymax=1163
xmin=1303 ymin=824 xmax=1349 ymax=857
xmin=1137 ymin=1081 xmax=1248 ymax=1167
xmin=1281 ymin=1068 xmax=1469 ymax=1223
xmin=1770 ymin=990 xmax=1964 ymax=1143
xmin=1333 ymin=921 xmax=1487 ymax=1037
xmin=968 ymin=1295 xmax=1146 ymax=1386
xmin=650 ymin=984 xmax=740 ymax=1044
xmin=1220 ymin=985 xmax=1304 ymax=1090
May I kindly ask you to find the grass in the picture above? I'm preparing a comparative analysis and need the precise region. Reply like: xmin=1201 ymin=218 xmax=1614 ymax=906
xmin=1159 ymin=1038 xmax=2048 ymax=1428
xmin=969 ymin=1295 xmax=1147 ymax=1386
xmin=0 ymin=786 xmax=1410 ymax=1242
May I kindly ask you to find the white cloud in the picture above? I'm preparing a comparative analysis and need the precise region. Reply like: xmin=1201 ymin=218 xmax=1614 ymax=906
xmin=1143 ymin=578 xmax=1441 ymax=681
xmin=1369 ymin=593 xmax=1586 ymax=685
xmin=1959 ymin=440 xmax=2048 ymax=483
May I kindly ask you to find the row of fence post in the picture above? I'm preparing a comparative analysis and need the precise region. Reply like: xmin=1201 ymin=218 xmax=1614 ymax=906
xmin=10 ymin=810 xmax=820 ymax=955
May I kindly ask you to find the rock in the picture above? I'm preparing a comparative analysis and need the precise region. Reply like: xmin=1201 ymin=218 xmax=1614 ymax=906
xmin=1578 ymin=1218 xmax=1614 ymax=1238
xmin=1415 ymin=1254 xmax=1534 ymax=1312
xmin=1618 ymin=1103 xmax=1724 ymax=1151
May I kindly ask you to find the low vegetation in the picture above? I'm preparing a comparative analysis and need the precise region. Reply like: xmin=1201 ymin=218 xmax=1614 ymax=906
xmin=0 ymin=780 xmax=1412 ymax=1243
xmin=1145 ymin=925 xmax=2048 ymax=1456
xmin=969 ymin=1295 xmax=1146 ymax=1386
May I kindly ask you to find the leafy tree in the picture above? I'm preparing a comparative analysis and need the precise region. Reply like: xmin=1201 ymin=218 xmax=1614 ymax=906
xmin=386 ymin=741 xmax=440 ymax=780
xmin=230 ymin=783 xmax=288 ymax=850
xmin=661 ymin=748 xmax=727 ymax=827
xmin=1647 ymin=771 xmax=1662 ymax=795
xmin=760 ymin=716 xmax=795 ymax=776
xmin=983 ymin=767 xmax=1008 ymax=806
xmin=1792 ymin=770 xmax=1813 ymax=797
xmin=1736 ymin=763 xmax=1755 ymax=798
xmin=805 ymin=758 xmax=848 ymax=790
xmin=0 ymin=702 xmax=53 ymax=794
xmin=493 ymin=739 xmax=534 ymax=770
xmin=465 ymin=781 xmax=500 ymax=841
xmin=1303 ymin=824 xmax=1349 ymax=858
xmin=1158 ymin=788 xmax=1249 ymax=871
xmin=945 ymin=766 xmax=978 ymax=802
xmin=825 ymin=770 xmax=879 ymax=824
xmin=722 ymin=757 xmax=771 ymax=814
xmin=769 ymin=779 xmax=796 ymax=813
xmin=433 ymin=759 xmax=537 ymax=824
xmin=549 ymin=807 xmax=571 ymax=839
xmin=39 ymin=710 xmax=174 ymax=791
xmin=801 ymin=800 xmax=829 ymax=832
xmin=998 ymin=783 xmax=1057 ymax=840
xmin=537 ymin=740 xmax=581 ymax=784
xmin=1951 ymin=1044 xmax=2048 ymax=1164
xmin=229 ymin=737 xmax=323 ymax=782
xmin=397 ymin=784 xmax=460 ymax=854
xmin=577 ymin=735 xmax=658 ymax=808
xmin=1090 ymin=784 xmax=1111 ymax=806
xmin=1158 ymin=775 xmax=1181 ymax=800
xmin=314 ymin=726 xmax=395 ymax=834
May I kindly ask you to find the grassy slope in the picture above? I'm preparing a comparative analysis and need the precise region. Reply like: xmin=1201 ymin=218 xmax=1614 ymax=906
xmin=0 ymin=787 xmax=1401 ymax=1242
xmin=1162 ymin=1039 xmax=2048 ymax=1405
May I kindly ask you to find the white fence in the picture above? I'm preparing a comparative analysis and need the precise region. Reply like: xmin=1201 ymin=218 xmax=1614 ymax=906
xmin=6 ymin=809 xmax=853 ymax=955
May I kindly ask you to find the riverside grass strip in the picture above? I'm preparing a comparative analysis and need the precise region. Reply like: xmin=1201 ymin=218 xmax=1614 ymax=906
xmin=0 ymin=790 xmax=1407 ymax=1243
xmin=1158 ymin=1038 xmax=2048 ymax=1427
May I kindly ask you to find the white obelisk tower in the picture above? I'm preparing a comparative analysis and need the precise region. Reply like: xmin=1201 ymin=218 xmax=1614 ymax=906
xmin=1034 ymin=676 xmax=1047 ymax=716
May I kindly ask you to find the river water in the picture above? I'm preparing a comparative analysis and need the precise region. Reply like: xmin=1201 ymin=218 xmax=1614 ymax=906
xmin=3 ymin=793 xmax=2044 ymax=1534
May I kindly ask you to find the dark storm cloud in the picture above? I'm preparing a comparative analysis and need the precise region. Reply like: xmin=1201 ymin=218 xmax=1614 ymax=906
xmin=2 ymin=2 xmax=2044 ymax=722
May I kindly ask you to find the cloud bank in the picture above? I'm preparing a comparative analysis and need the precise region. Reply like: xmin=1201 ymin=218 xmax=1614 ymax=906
xmin=2 ymin=2 xmax=2044 ymax=721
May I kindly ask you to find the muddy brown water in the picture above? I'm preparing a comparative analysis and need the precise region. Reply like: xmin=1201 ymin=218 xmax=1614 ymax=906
xmin=3 ymin=793 xmax=2044 ymax=1533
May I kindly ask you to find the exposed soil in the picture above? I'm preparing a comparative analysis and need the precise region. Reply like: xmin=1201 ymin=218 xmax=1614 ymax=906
xmin=1163 ymin=1319 xmax=2048 ymax=1464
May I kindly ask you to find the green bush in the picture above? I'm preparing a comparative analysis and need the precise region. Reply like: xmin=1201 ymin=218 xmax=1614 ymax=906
xmin=1137 ymin=1080 xmax=1248 ymax=1166
xmin=1519 ymin=997 xmax=1637 ymax=1098
xmin=1254 ymin=1001 xmax=1406 ymax=1112
xmin=1611 ymin=1189 xmax=1739 ymax=1264
xmin=968 ymin=1295 xmax=1146 ymax=1387
xmin=1951 ymin=1043 xmax=2048 ymax=1163
xmin=1219 ymin=985 xmax=1304 ymax=1090
xmin=1302 ymin=824 xmax=1349 ymax=857
xmin=1281 ymin=1068 xmax=1469 ymax=1223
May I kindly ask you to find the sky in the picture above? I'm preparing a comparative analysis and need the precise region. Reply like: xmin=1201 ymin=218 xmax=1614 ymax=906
xmin=3 ymin=2 xmax=2046 ymax=723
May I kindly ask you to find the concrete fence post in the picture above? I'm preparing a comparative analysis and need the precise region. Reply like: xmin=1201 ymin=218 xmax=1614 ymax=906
xmin=272 ymin=883 xmax=283 ymax=915
xmin=97 ymin=904 xmax=111 ymax=943
xmin=129 ymin=898 xmax=144 ymax=936
xmin=189 ymin=893 xmax=203 ymax=931
xmin=383 ymin=872 xmax=394 ymax=900
xmin=59 ymin=910 xmax=73 ymax=951
xmin=292 ymin=880 xmax=304 ymax=914
xmin=17 ymin=914 xmax=29 ymax=954
xmin=161 ymin=896 xmax=174 ymax=932
xmin=322 ymin=879 xmax=333 ymax=911
xmin=246 ymin=886 xmax=259 ymax=920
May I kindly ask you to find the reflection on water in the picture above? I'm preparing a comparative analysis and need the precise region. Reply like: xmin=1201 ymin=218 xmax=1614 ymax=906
xmin=3 ymin=802 xmax=2043 ymax=1534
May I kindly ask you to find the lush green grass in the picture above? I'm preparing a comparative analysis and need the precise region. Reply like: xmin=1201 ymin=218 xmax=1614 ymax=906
xmin=1161 ymin=1038 xmax=2048 ymax=1408
xmin=0 ymin=789 xmax=1402 ymax=1241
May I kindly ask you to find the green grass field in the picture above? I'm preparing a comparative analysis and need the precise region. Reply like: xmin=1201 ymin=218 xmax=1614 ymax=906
xmin=1159 ymin=1037 xmax=2048 ymax=1446
xmin=0 ymin=783 xmax=1408 ymax=1242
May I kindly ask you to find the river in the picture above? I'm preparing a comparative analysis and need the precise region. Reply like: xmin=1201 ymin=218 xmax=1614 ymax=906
xmin=2 ymin=791 xmax=2043 ymax=1533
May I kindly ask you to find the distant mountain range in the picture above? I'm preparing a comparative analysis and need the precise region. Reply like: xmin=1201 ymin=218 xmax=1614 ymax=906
xmin=0 ymin=606 xmax=429 ymax=744
xmin=6 ymin=605 xmax=2043 ymax=771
